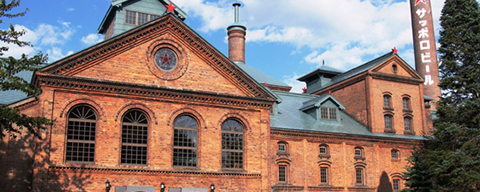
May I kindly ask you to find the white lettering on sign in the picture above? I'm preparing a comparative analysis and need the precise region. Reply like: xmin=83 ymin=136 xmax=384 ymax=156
xmin=424 ymin=75 xmax=434 ymax=85
xmin=420 ymin=40 xmax=430 ymax=50
xmin=425 ymin=65 xmax=430 ymax=73
xmin=421 ymin=52 xmax=432 ymax=63
xmin=416 ymin=8 xmax=426 ymax=18
xmin=418 ymin=27 xmax=429 ymax=38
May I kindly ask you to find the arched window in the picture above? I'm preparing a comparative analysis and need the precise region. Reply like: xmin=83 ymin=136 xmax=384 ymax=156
xmin=403 ymin=97 xmax=410 ymax=110
xmin=66 ymin=105 xmax=97 ymax=162
xmin=173 ymin=115 xmax=198 ymax=167
xmin=383 ymin=95 xmax=392 ymax=109
xmin=221 ymin=119 xmax=244 ymax=169
xmin=384 ymin=115 xmax=393 ymax=130
xmin=404 ymin=117 xmax=412 ymax=132
xmin=121 ymin=110 xmax=149 ymax=165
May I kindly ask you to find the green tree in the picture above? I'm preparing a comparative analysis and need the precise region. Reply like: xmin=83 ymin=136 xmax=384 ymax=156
xmin=0 ymin=0 xmax=51 ymax=139
xmin=403 ymin=0 xmax=480 ymax=191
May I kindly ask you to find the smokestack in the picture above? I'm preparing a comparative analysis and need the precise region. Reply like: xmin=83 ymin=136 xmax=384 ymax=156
xmin=227 ymin=2 xmax=247 ymax=63
xmin=409 ymin=0 xmax=441 ymax=110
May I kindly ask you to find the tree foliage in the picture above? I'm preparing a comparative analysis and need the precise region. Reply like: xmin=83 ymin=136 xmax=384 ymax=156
xmin=0 ymin=0 xmax=51 ymax=139
xmin=403 ymin=0 xmax=480 ymax=191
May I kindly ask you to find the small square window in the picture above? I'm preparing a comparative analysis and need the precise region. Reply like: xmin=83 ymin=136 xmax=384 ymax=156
xmin=391 ymin=150 xmax=399 ymax=159
xmin=355 ymin=147 xmax=362 ymax=157
xmin=278 ymin=143 xmax=286 ymax=152
xmin=320 ymin=146 xmax=327 ymax=155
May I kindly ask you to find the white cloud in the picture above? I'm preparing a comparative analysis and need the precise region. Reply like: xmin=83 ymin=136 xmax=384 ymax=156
xmin=174 ymin=0 xmax=443 ymax=72
xmin=81 ymin=34 xmax=103 ymax=45
xmin=283 ymin=74 xmax=306 ymax=94
xmin=67 ymin=8 xmax=75 ymax=12
xmin=1 ymin=22 xmax=76 ymax=61
xmin=47 ymin=47 xmax=73 ymax=61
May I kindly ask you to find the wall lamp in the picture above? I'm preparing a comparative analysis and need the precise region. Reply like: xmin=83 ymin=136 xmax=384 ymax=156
xmin=160 ymin=182 xmax=166 ymax=192
xmin=105 ymin=180 xmax=111 ymax=192
xmin=210 ymin=184 xmax=215 ymax=192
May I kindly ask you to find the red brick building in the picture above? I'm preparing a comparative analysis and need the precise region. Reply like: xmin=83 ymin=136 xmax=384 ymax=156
xmin=0 ymin=0 xmax=432 ymax=192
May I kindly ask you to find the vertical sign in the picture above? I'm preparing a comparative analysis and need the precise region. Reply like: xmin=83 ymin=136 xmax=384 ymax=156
xmin=409 ymin=0 xmax=441 ymax=110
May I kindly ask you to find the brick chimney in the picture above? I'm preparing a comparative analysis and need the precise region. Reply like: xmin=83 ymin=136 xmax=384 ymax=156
xmin=227 ymin=2 xmax=247 ymax=63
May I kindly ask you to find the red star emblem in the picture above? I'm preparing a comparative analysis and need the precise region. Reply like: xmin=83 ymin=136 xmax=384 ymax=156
xmin=165 ymin=2 xmax=176 ymax=13
xmin=159 ymin=52 xmax=173 ymax=66
xmin=392 ymin=47 xmax=398 ymax=54
xmin=415 ymin=0 xmax=426 ymax=5
xmin=264 ymin=82 xmax=268 ymax=86
xmin=302 ymin=87 xmax=306 ymax=93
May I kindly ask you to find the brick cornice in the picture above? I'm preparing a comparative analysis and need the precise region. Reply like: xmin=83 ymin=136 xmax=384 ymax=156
xmin=38 ymin=15 xmax=272 ymax=99
xmin=369 ymin=72 xmax=424 ymax=85
xmin=49 ymin=165 xmax=261 ymax=178
xmin=36 ymin=73 xmax=274 ymax=109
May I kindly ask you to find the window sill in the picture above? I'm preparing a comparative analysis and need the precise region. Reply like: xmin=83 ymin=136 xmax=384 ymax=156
xmin=318 ymin=154 xmax=331 ymax=159
xmin=404 ymin=130 xmax=416 ymax=135
xmin=276 ymin=151 xmax=290 ymax=157
xmin=354 ymin=156 xmax=366 ymax=161
xmin=172 ymin=166 xmax=200 ymax=170
xmin=384 ymin=129 xmax=397 ymax=134
xmin=403 ymin=109 xmax=413 ymax=113
xmin=391 ymin=159 xmax=401 ymax=162
xmin=383 ymin=107 xmax=394 ymax=111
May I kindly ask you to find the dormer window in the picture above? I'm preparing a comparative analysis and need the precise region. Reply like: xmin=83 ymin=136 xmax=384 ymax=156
xmin=125 ymin=10 xmax=160 ymax=26
xmin=320 ymin=107 xmax=337 ymax=120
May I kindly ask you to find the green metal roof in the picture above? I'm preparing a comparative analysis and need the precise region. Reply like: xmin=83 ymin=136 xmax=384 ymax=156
xmin=271 ymin=90 xmax=425 ymax=140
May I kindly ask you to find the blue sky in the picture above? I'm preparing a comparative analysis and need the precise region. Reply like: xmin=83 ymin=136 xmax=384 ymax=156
xmin=2 ymin=0 xmax=445 ymax=92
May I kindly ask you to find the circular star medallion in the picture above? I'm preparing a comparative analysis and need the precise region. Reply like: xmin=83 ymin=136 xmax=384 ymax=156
xmin=146 ymin=38 xmax=189 ymax=81
xmin=155 ymin=48 xmax=177 ymax=71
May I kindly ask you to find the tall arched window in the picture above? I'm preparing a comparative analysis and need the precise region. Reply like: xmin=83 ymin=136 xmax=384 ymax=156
xmin=121 ymin=110 xmax=149 ymax=165
xmin=66 ymin=105 xmax=97 ymax=162
xmin=221 ymin=119 xmax=244 ymax=169
xmin=173 ymin=115 xmax=198 ymax=167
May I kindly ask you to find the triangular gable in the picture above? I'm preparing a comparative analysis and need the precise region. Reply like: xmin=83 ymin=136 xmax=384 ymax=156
xmin=37 ymin=14 xmax=274 ymax=100
xmin=299 ymin=94 xmax=346 ymax=112
xmin=370 ymin=55 xmax=423 ymax=80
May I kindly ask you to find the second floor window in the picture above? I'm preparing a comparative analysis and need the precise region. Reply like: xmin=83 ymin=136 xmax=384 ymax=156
xmin=384 ymin=95 xmax=392 ymax=108
xmin=403 ymin=97 xmax=410 ymax=110
xmin=121 ymin=110 xmax=149 ymax=165
xmin=173 ymin=115 xmax=198 ymax=167
xmin=404 ymin=117 xmax=412 ymax=132
xmin=384 ymin=115 xmax=393 ymax=130
xmin=222 ymin=119 xmax=244 ymax=169
xmin=66 ymin=105 xmax=97 ymax=163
